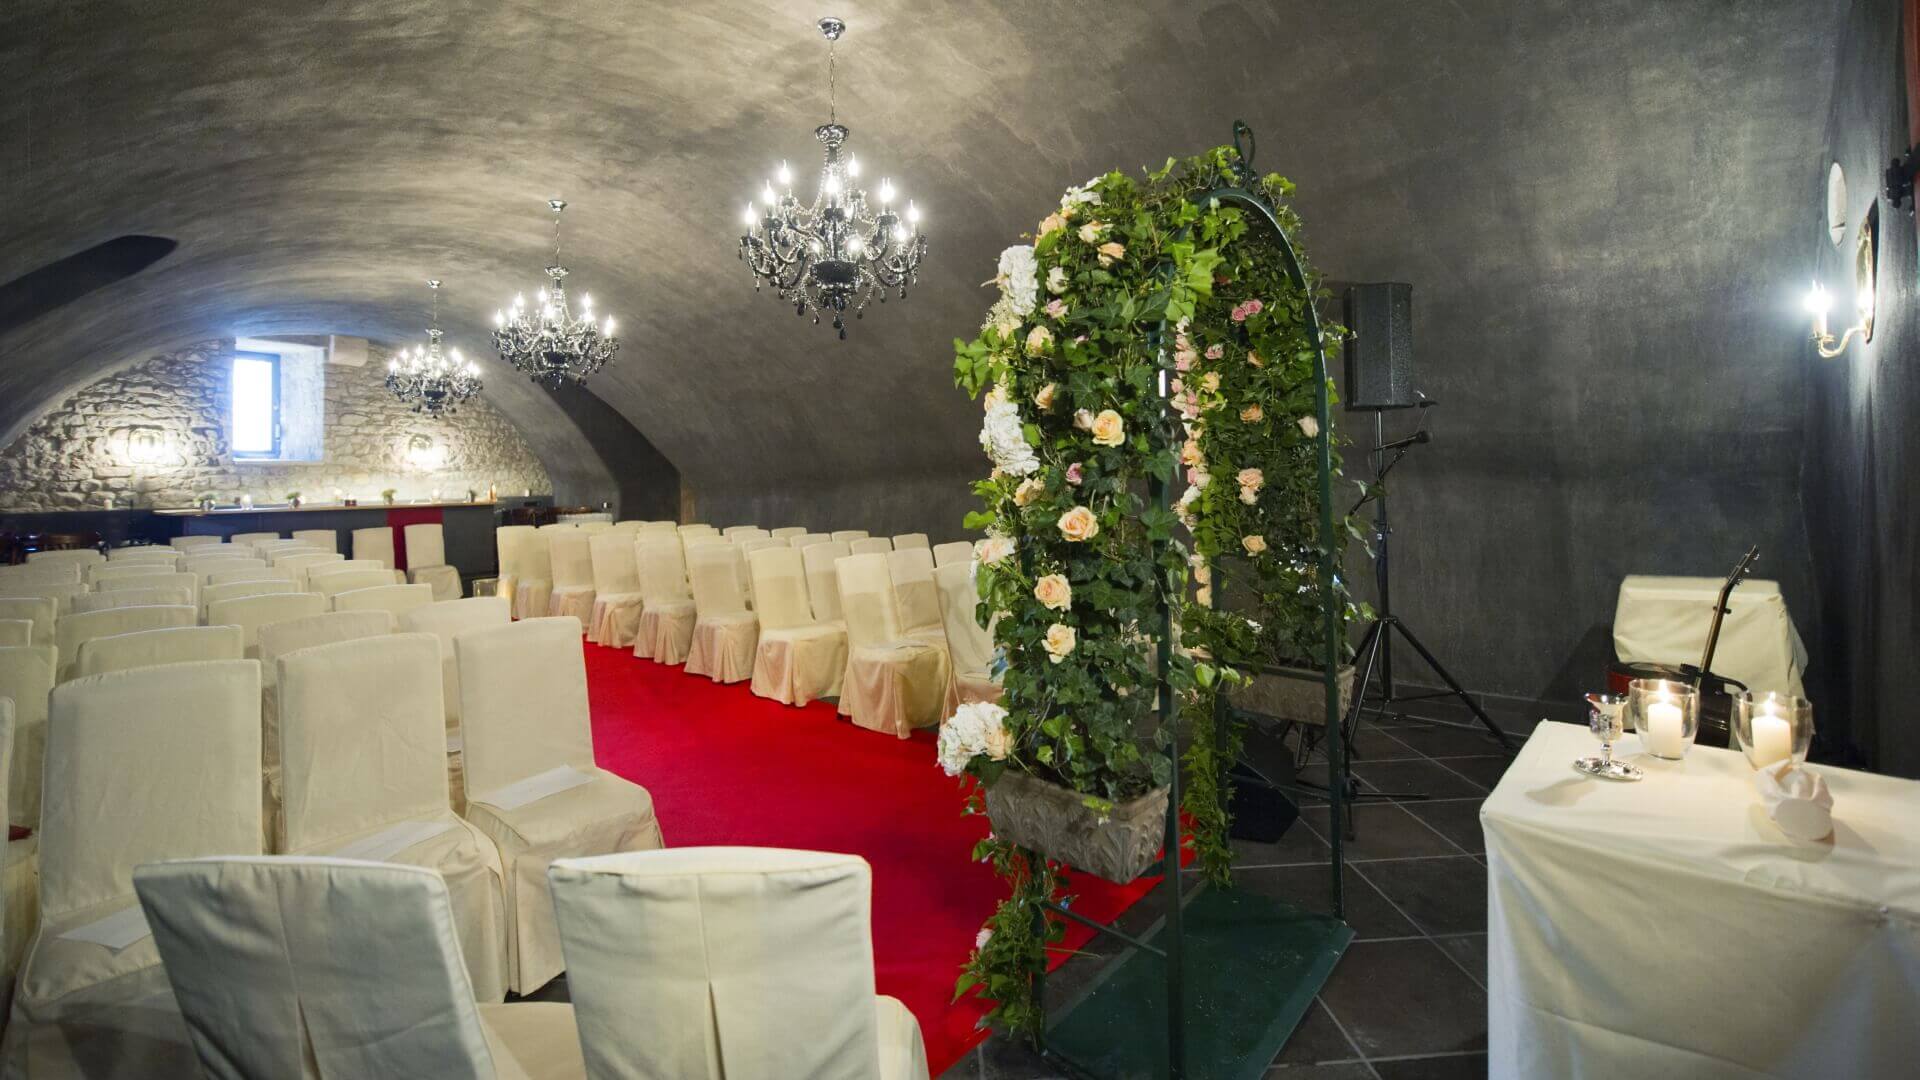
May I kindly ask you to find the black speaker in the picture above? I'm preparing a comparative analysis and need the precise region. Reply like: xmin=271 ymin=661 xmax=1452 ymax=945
xmin=1343 ymin=282 xmax=1415 ymax=410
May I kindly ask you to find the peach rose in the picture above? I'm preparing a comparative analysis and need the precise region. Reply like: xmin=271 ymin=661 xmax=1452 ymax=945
xmin=1180 ymin=439 xmax=1205 ymax=467
xmin=1057 ymin=505 xmax=1099 ymax=542
xmin=976 ymin=534 xmax=1015 ymax=565
xmin=1195 ymin=586 xmax=1213 ymax=608
xmin=1097 ymin=241 xmax=1126 ymax=267
xmin=1077 ymin=221 xmax=1105 ymax=244
xmin=1240 ymin=404 xmax=1264 ymax=423
xmin=1034 ymin=573 xmax=1072 ymax=611
xmin=1242 ymin=534 xmax=1268 ymax=555
xmin=1014 ymin=476 xmax=1046 ymax=506
xmin=1038 ymin=212 xmax=1067 ymax=237
xmin=1237 ymin=467 xmax=1264 ymax=492
xmin=1026 ymin=326 xmax=1053 ymax=356
xmin=1202 ymin=372 xmax=1221 ymax=393
xmin=1090 ymin=409 xmax=1125 ymax=447
xmin=1043 ymin=622 xmax=1078 ymax=663
xmin=1034 ymin=382 xmax=1058 ymax=410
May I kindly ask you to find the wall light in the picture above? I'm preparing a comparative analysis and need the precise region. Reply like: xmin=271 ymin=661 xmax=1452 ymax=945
xmin=405 ymin=434 xmax=446 ymax=470
xmin=1806 ymin=202 xmax=1878 ymax=359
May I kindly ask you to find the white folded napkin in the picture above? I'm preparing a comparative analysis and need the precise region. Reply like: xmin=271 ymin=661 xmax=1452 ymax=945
xmin=1755 ymin=760 xmax=1833 ymax=841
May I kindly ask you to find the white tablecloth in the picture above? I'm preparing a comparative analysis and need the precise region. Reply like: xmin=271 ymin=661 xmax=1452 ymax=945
xmin=1613 ymin=575 xmax=1807 ymax=696
xmin=1484 ymin=721 xmax=1920 ymax=1080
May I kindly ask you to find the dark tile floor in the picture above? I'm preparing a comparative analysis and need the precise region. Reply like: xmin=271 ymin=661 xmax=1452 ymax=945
xmin=943 ymin=707 xmax=1531 ymax=1080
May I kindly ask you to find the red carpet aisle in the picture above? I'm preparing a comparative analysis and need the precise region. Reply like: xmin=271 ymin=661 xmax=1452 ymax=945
xmin=582 ymin=642 xmax=1165 ymax=1073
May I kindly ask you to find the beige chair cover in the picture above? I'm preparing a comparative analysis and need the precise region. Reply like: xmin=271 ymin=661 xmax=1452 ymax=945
xmin=0 ymin=599 xmax=54 ymax=648
xmin=290 ymin=528 xmax=337 ymax=552
xmin=54 ymin=605 xmax=196 ymax=683
xmin=546 ymin=531 xmax=597 ymax=625
xmin=332 ymin=582 xmax=436 ymax=619
xmin=134 ymin=858 xmax=580 ymax=1080
xmin=104 ymin=549 xmax=177 ymax=565
xmin=849 ymin=537 xmax=894 ymax=556
xmin=74 ymin=626 xmax=245 ymax=679
xmin=677 ymin=523 xmax=712 ymax=533
xmin=887 ymin=547 xmax=948 ymax=651
xmin=0 ymin=582 xmax=84 ymax=616
xmin=271 ymin=548 xmax=341 ymax=571
xmin=730 ymin=528 xmax=771 ymax=544
xmin=275 ymin=635 xmax=508 ymax=1000
xmin=208 ymin=592 xmax=327 ymax=658
xmin=86 ymin=563 xmax=180 ymax=586
xmin=0 ymin=702 xmax=34 ymax=1019
xmin=891 ymin=533 xmax=930 ymax=551
xmin=0 ymin=624 xmax=25 ymax=649
xmin=634 ymin=540 xmax=697 ymax=665
xmin=457 ymin=619 xmax=664 ymax=993
xmin=769 ymin=526 xmax=807 ymax=540
xmin=402 ymin=597 xmax=512 ymax=813
xmin=313 ymin=567 xmax=401 ymax=601
xmin=0 ymin=565 xmax=80 ymax=589
xmin=685 ymin=546 xmax=757 ymax=683
xmin=512 ymin=531 xmax=554 ymax=624
xmin=790 ymin=532 xmax=830 ymax=549
xmin=548 ymin=848 xmax=928 ymax=1080
xmin=230 ymin=531 xmax=281 ymax=547
xmin=166 ymin=536 xmax=222 ymax=550
xmin=718 ymin=526 xmax=755 ymax=540
xmin=404 ymin=523 xmax=459 ymax=595
xmin=4 ymin=661 xmax=262 ymax=1077
xmin=351 ymin=526 xmax=397 ymax=570
xmin=309 ymin=557 xmax=390 ymax=578
xmin=202 ymin=578 xmax=303 ymax=620
xmin=493 ymin=525 xmax=533 ymax=619
xmin=804 ymin=540 xmax=852 ymax=623
xmin=94 ymin=571 xmax=198 ymax=608
xmin=70 ymin=586 xmax=195 ymax=614
xmin=189 ymin=558 xmax=267 ymax=584
xmin=585 ymin=533 xmax=645 ymax=647
xmin=25 ymin=550 xmax=102 ymax=568
xmin=931 ymin=541 xmax=974 ymax=568
xmin=829 ymin=530 xmax=869 ymax=543
xmin=0 ymin=646 xmax=55 ymax=829
xmin=835 ymin=555 xmax=949 ymax=738
xmin=934 ymin=562 xmax=1003 ymax=709
xmin=747 ymin=547 xmax=847 ymax=706
xmin=204 ymin=565 xmax=293 ymax=587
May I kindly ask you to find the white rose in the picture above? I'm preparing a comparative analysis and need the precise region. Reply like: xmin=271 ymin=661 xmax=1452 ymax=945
xmin=975 ymin=534 xmax=1015 ymax=565
xmin=1043 ymin=623 xmax=1077 ymax=663
xmin=995 ymin=245 xmax=1039 ymax=317
xmin=1046 ymin=266 xmax=1069 ymax=295
xmin=1026 ymin=325 xmax=1054 ymax=356
xmin=1242 ymin=534 xmax=1268 ymax=555
xmin=1297 ymin=415 xmax=1321 ymax=438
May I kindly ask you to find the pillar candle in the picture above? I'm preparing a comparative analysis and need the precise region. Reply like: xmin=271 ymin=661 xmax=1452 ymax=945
xmin=1750 ymin=709 xmax=1793 ymax=768
xmin=1646 ymin=699 xmax=1686 ymax=757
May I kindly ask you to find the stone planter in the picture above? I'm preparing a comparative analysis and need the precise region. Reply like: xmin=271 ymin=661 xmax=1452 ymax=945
xmin=983 ymin=771 xmax=1170 ymax=885
xmin=1228 ymin=663 xmax=1356 ymax=728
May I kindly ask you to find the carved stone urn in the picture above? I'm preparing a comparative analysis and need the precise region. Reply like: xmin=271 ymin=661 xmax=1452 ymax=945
xmin=983 ymin=771 xmax=1169 ymax=885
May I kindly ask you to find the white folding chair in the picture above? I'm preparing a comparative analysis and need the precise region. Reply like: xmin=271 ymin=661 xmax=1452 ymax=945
xmin=0 ymin=645 xmax=55 ymax=829
xmin=935 ymin=562 xmax=1003 ymax=710
xmin=684 ymin=545 xmax=757 ymax=684
xmin=457 ymin=618 xmax=663 ymax=994
xmin=547 ymin=530 xmax=597 ymax=623
xmin=550 ymin=849 xmax=928 ymax=1080
xmin=208 ymin=592 xmax=329 ymax=658
xmin=747 ymin=547 xmax=847 ymax=706
xmin=134 ymin=858 xmax=580 ymax=1079
xmin=351 ymin=526 xmax=397 ymax=570
xmin=891 ymin=533 xmax=930 ymax=552
xmin=54 ymin=605 xmax=197 ymax=682
xmin=0 ymin=597 xmax=55 ymax=647
xmin=273 ymin=634 xmax=509 ymax=1000
xmin=404 ymin=523 xmax=463 ymax=601
xmin=835 ymin=554 xmax=949 ymax=738
xmin=932 ymin=541 xmax=975 ymax=568
xmin=633 ymin=540 xmax=696 ymax=665
xmin=74 ymin=626 xmax=245 ymax=679
xmin=586 ymin=532 xmax=645 ymax=647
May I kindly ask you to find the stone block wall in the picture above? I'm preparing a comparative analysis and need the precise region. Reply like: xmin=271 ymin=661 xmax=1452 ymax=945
xmin=0 ymin=339 xmax=551 ymax=510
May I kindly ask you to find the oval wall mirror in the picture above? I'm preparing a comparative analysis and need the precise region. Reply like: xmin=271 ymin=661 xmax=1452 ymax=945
xmin=1828 ymin=162 xmax=1848 ymax=246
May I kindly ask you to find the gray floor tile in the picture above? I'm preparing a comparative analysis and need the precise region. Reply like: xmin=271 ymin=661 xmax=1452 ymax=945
xmin=1350 ymin=758 xmax=1488 ymax=799
xmin=1272 ymin=999 xmax=1362 ymax=1065
xmin=1353 ymin=856 xmax=1486 ymax=936
xmin=1432 ymin=934 xmax=1487 ymax=990
xmin=1298 ymin=802 xmax=1462 ymax=861
xmin=1427 ymin=756 xmax=1511 ymax=791
xmin=1317 ymin=939 xmax=1488 ymax=1058
xmin=1371 ymin=1052 xmax=1487 ymax=1079
xmin=1233 ymin=864 xmax=1419 ymax=941
xmin=1402 ymin=799 xmax=1486 ymax=855
xmin=1265 ymin=1064 xmax=1377 ymax=1078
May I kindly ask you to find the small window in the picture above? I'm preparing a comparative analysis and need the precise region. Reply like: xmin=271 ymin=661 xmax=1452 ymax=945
xmin=230 ymin=351 xmax=280 ymax=458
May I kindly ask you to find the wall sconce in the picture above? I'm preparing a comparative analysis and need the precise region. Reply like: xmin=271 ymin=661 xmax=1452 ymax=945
xmin=404 ymin=434 xmax=446 ymax=470
xmin=126 ymin=427 xmax=165 ymax=465
xmin=1806 ymin=202 xmax=1878 ymax=359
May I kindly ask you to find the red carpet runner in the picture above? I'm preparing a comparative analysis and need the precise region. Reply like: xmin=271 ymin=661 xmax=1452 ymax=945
xmin=583 ymin=642 xmax=1166 ymax=1073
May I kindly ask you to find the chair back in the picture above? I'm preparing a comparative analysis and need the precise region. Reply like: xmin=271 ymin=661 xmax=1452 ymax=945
xmin=887 ymin=547 xmax=942 ymax=635
xmin=789 ymin=532 xmax=829 ymax=550
xmin=549 ymin=530 xmax=595 ymax=591
xmin=403 ymin=523 xmax=448 ymax=570
xmin=803 ymin=541 xmax=851 ymax=623
xmin=635 ymin=540 xmax=691 ymax=604
xmin=0 ymin=622 xmax=25 ymax=648
xmin=589 ymin=533 xmax=641 ymax=596
xmin=550 ymin=848 xmax=885 ymax=1080
xmin=456 ymin=618 xmax=593 ymax=798
xmin=277 ymin=634 xmax=448 ymax=849
xmin=332 ymin=583 xmax=436 ymax=619
xmin=495 ymin=525 xmax=535 ymax=579
xmin=55 ymin=605 xmax=197 ymax=681
xmin=0 ymin=596 xmax=55 ymax=646
xmin=191 ymin=558 xmax=266 ymax=584
xmin=310 ymin=558 xmax=388 ymax=578
xmin=932 ymin=541 xmax=974 ymax=568
xmin=686 ymin=545 xmax=747 ymax=617
xmin=169 ymin=536 xmax=224 ymax=550
xmin=272 ymin=550 xmax=343 ymax=572
xmin=107 ymin=548 xmax=181 ymax=565
xmin=72 ymin=585 xmax=195 ymax=614
xmin=229 ymin=532 xmax=282 ymax=548
xmin=0 ymin=644 xmax=55 ymax=826
xmin=0 ymin=562 xmax=81 ymax=586
xmin=401 ymin=597 xmax=510 ymax=729
xmin=829 ymin=530 xmax=869 ymax=543
xmin=769 ymin=527 xmax=807 ymax=540
xmin=209 ymin=592 xmax=329 ymax=656
xmin=75 ymin=625 xmax=245 ymax=679
xmin=848 ymin=537 xmax=893 ymax=556
xmin=314 ymin=568 xmax=400 ymax=600
xmin=352 ymin=527 xmax=398 ymax=570
xmin=203 ymin=579 xmax=304 ymax=618
xmin=0 ymin=581 xmax=85 ymax=613
xmin=26 ymin=548 xmax=103 ymax=567
xmin=934 ymin=563 xmax=996 ymax=675
xmin=89 ymin=562 xmax=182 ymax=585
xmin=719 ymin=525 xmax=756 ymax=539
xmin=257 ymin=611 xmax=396 ymax=691
xmin=891 ymin=533 xmax=930 ymax=551
xmin=133 ymin=857 xmax=501 ymax=1080
xmin=747 ymin=547 xmax=815 ymax=631
xmin=41 ymin=661 xmax=261 ymax=923
xmin=517 ymin=529 xmax=554 ymax=583
xmin=836 ymin=554 xmax=906 ymax=649
xmin=205 ymin=566 xmax=294 ymax=589
xmin=291 ymin=529 xmax=337 ymax=553
xmin=729 ymin=527 xmax=771 ymax=544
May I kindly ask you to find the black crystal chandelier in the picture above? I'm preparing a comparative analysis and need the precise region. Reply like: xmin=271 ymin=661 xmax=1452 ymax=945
xmin=386 ymin=279 xmax=483 ymax=416
xmin=492 ymin=199 xmax=618 ymax=388
xmin=739 ymin=16 xmax=927 ymax=338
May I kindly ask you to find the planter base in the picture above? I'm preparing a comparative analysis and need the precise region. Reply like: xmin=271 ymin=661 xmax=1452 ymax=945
xmin=1228 ymin=664 xmax=1355 ymax=729
xmin=985 ymin=772 xmax=1170 ymax=885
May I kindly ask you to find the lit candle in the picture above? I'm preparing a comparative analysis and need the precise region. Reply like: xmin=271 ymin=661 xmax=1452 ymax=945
xmin=1646 ymin=695 xmax=1685 ymax=757
xmin=1749 ymin=704 xmax=1792 ymax=768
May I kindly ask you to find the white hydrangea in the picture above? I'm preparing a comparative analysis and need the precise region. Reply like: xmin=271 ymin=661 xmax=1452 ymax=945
xmin=1061 ymin=176 xmax=1104 ymax=208
xmin=979 ymin=384 xmax=1040 ymax=476
xmin=995 ymin=244 xmax=1039 ymax=317
xmin=938 ymin=701 xmax=1012 ymax=776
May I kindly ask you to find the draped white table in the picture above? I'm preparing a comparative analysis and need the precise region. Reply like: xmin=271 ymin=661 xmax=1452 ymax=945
xmin=1483 ymin=721 xmax=1920 ymax=1080
xmin=1613 ymin=575 xmax=1808 ymax=696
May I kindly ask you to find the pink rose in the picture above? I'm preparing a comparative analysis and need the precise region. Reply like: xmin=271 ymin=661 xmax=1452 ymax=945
xmin=1244 ymin=299 xmax=1264 ymax=316
xmin=1044 ymin=298 xmax=1067 ymax=319
xmin=1205 ymin=344 xmax=1223 ymax=360
xmin=1065 ymin=462 xmax=1084 ymax=486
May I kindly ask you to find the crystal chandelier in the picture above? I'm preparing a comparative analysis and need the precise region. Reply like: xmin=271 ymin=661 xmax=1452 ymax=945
xmin=386 ymin=279 xmax=483 ymax=416
xmin=492 ymin=199 xmax=618 ymax=388
xmin=739 ymin=16 xmax=927 ymax=338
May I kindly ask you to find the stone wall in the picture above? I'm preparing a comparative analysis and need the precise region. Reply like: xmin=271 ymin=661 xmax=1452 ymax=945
xmin=0 ymin=340 xmax=551 ymax=510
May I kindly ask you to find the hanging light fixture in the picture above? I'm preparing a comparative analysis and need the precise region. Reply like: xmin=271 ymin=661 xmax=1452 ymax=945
xmin=738 ymin=16 xmax=928 ymax=338
xmin=386 ymin=279 xmax=483 ymax=416
xmin=492 ymin=199 xmax=619 ymax=388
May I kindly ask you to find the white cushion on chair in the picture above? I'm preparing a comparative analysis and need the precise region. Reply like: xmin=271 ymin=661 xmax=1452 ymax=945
xmin=352 ymin=526 xmax=397 ymax=570
xmin=457 ymin=619 xmax=663 ymax=994
xmin=748 ymin=547 xmax=846 ymax=706
xmin=684 ymin=545 xmax=756 ymax=683
xmin=74 ymin=626 xmax=244 ymax=679
xmin=835 ymin=554 xmax=949 ymax=738
xmin=548 ymin=848 xmax=928 ymax=1080
xmin=0 ymin=645 xmax=55 ymax=829
xmin=634 ymin=540 xmax=696 ymax=665
xmin=54 ymin=605 xmax=197 ymax=683
xmin=586 ymin=533 xmax=644 ymax=647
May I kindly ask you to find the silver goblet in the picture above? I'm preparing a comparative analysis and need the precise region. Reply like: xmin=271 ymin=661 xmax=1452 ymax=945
xmin=1574 ymin=691 xmax=1644 ymax=781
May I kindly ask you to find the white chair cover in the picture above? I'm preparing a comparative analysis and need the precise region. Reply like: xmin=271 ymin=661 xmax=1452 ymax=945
xmin=790 ymin=532 xmax=830 ymax=549
xmin=835 ymin=555 xmax=949 ymax=738
xmin=71 ymin=585 xmax=195 ymax=614
xmin=104 ymin=549 xmax=178 ymax=565
xmin=308 ymin=557 xmax=389 ymax=577
xmin=891 ymin=533 xmax=930 ymax=551
xmin=189 ymin=558 xmax=266 ymax=584
xmin=887 ymin=547 xmax=948 ymax=649
xmin=804 ymin=540 xmax=852 ymax=623
xmin=0 ymin=702 xmax=32 ymax=1017
xmin=290 ymin=528 xmax=337 ymax=552
xmin=718 ymin=526 xmax=756 ymax=540
xmin=585 ymin=533 xmax=644 ymax=647
xmin=332 ymin=582 xmax=436 ymax=619
xmin=0 ymin=564 xmax=80 ymax=588
xmin=74 ymin=626 xmax=245 ymax=679
xmin=313 ymin=567 xmax=401 ymax=601
xmin=830 ymin=530 xmax=869 ymax=543
xmin=0 ymin=624 xmax=25 ymax=649
xmin=3 ymin=661 xmax=263 ymax=1077
xmin=747 ymin=547 xmax=846 ymax=706
xmin=684 ymin=545 xmax=757 ymax=683
xmin=166 ymin=536 xmax=222 ymax=550
xmin=931 ymin=541 xmax=974 ymax=568
xmin=493 ymin=526 xmax=534 ymax=619
xmin=634 ymin=540 xmax=697 ymax=666
xmin=54 ymin=605 xmax=196 ymax=682
xmin=548 ymin=848 xmax=928 ymax=1080
xmin=0 ymin=598 xmax=53 ymax=647
xmin=405 ymin=523 xmax=463 ymax=601
xmin=86 ymin=563 xmax=181 ymax=586
xmin=934 ymin=562 xmax=1002 ymax=710
xmin=25 ymin=550 xmax=102 ymax=568
xmin=256 ymin=610 xmax=397 ymax=847
xmin=456 ymin=619 xmax=664 ymax=993
xmin=275 ymin=634 xmax=508 ymax=1000
xmin=202 ymin=578 xmax=301 ymax=621
xmin=848 ymin=537 xmax=894 ymax=556
xmin=676 ymin=523 xmax=712 ymax=533
xmin=229 ymin=531 xmax=281 ymax=547
xmin=272 ymin=551 xmax=344 ymax=588
xmin=512 ymin=531 xmax=554 ymax=625
xmin=769 ymin=527 xmax=807 ymax=540
xmin=208 ymin=591 xmax=327 ymax=657
xmin=402 ymin=597 xmax=512 ymax=813
xmin=204 ymin=565 xmax=294 ymax=587
xmin=0 ymin=582 xmax=85 ymax=616
xmin=546 ymin=531 xmax=596 ymax=625
xmin=352 ymin=526 xmax=397 ymax=570
xmin=132 ymin=857 xmax=581 ymax=1080
xmin=0 ymin=646 xmax=55 ymax=829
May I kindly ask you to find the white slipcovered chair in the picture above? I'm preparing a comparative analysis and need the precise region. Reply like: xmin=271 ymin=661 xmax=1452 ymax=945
xmin=0 ymin=624 xmax=24 ymax=649
xmin=189 ymin=557 xmax=266 ymax=584
xmin=209 ymin=592 xmax=329 ymax=659
xmin=549 ymin=848 xmax=928 ymax=1080
xmin=676 ymin=523 xmax=712 ymax=533
xmin=0 ymin=564 xmax=79 ymax=588
xmin=104 ymin=548 xmax=178 ymax=565
xmin=634 ymin=540 xmax=697 ymax=666
xmin=493 ymin=525 xmax=534 ymax=618
xmin=684 ymin=545 xmax=757 ymax=683
xmin=729 ymin=527 xmax=771 ymax=544
xmin=0 ymin=646 xmax=55 ymax=829
xmin=830 ymin=529 xmax=869 ymax=543
xmin=932 ymin=541 xmax=974 ymax=568
xmin=405 ymin=523 xmax=463 ymax=601
xmin=132 ymin=857 xmax=582 ymax=1080
xmin=935 ymin=562 xmax=1003 ymax=709
xmin=835 ymin=554 xmax=950 ymax=739
xmin=0 ymin=599 xmax=53 ymax=647
xmin=585 ymin=532 xmax=644 ymax=647
xmin=401 ymin=596 xmax=512 ymax=813
xmin=274 ymin=634 xmax=509 ymax=999
xmin=95 ymin=570 xmax=198 ymax=607
xmin=352 ymin=525 xmax=397 ymax=570
xmin=747 ymin=547 xmax=847 ymax=706
xmin=547 ymin=530 xmax=597 ymax=624
xmin=86 ymin=562 xmax=178 ymax=586
xmin=70 ymin=585 xmax=195 ymax=614
xmin=54 ymin=605 xmax=197 ymax=682
xmin=332 ymin=582 xmax=436 ymax=619
xmin=790 ymin=532 xmax=830 ymax=549
xmin=309 ymin=557 xmax=391 ymax=578
xmin=849 ymin=537 xmax=894 ymax=556
xmin=257 ymin=610 xmax=396 ymax=846
xmin=166 ymin=536 xmax=222 ymax=550
xmin=74 ymin=626 xmax=245 ymax=679
xmin=456 ymin=618 xmax=664 ymax=994
xmin=719 ymin=526 xmax=757 ymax=540
xmin=272 ymin=551 xmax=344 ymax=587
xmin=204 ymin=565 xmax=293 ymax=587
xmin=291 ymin=528 xmax=337 ymax=552
xmin=2 ymin=661 xmax=262 ymax=1077
xmin=0 ymin=583 xmax=84 ymax=616
xmin=314 ymin=567 xmax=402 ymax=602
xmin=887 ymin=547 xmax=948 ymax=649
xmin=891 ymin=533 xmax=930 ymax=551
xmin=803 ymin=540 xmax=852 ymax=624
xmin=230 ymin=531 xmax=281 ymax=548
xmin=513 ymin=530 xmax=555 ymax=624
xmin=25 ymin=550 xmax=102 ymax=569
xmin=769 ymin=526 xmax=807 ymax=540
xmin=203 ymin=581 xmax=310 ymax=627
xmin=0 ymin=702 xmax=34 ymax=1015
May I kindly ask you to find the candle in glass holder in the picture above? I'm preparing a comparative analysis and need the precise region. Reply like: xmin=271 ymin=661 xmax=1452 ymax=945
xmin=1749 ymin=702 xmax=1793 ymax=768
xmin=1646 ymin=695 xmax=1685 ymax=758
